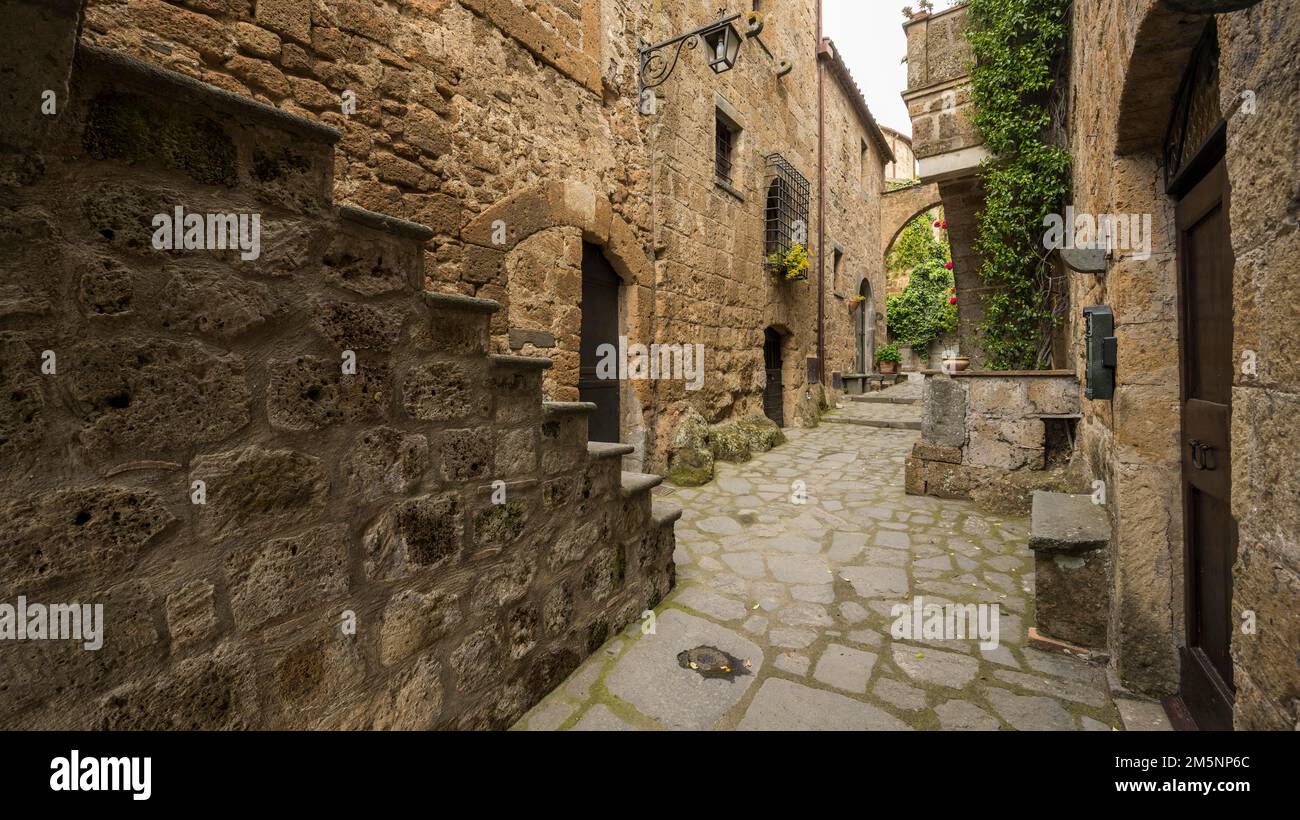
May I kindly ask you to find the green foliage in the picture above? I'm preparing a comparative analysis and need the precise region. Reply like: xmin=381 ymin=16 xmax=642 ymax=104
xmin=966 ymin=0 xmax=1072 ymax=369
xmin=887 ymin=209 xmax=949 ymax=273
xmin=875 ymin=342 xmax=902 ymax=364
xmin=886 ymin=258 xmax=958 ymax=353
xmin=767 ymin=243 xmax=810 ymax=281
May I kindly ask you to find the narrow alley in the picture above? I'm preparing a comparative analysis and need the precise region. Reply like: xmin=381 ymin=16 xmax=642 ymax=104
xmin=518 ymin=385 xmax=1133 ymax=731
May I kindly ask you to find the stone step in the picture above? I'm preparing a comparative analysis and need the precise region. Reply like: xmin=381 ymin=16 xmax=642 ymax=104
xmin=338 ymin=205 xmax=434 ymax=243
xmin=823 ymin=416 xmax=921 ymax=431
xmin=77 ymin=43 xmax=338 ymax=213
xmin=1029 ymin=491 xmax=1110 ymax=554
xmin=588 ymin=441 xmax=635 ymax=460
xmin=651 ymin=498 xmax=684 ymax=527
xmin=542 ymin=401 xmax=597 ymax=416
xmin=848 ymin=394 xmax=921 ymax=405
xmin=421 ymin=291 xmax=501 ymax=315
xmin=489 ymin=353 xmax=553 ymax=372
xmin=620 ymin=471 xmax=664 ymax=499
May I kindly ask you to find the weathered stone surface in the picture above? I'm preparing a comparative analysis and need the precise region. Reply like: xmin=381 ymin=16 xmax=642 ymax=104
xmin=892 ymin=644 xmax=980 ymax=689
xmin=922 ymin=375 xmax=967 ymax=447
xmin=0 ymin=486 xmax=173 ymax=592
xmin=165 ymin=580 xmax=219 ymax=653
xmin=381 ymin=588 xmax=462 ymax=667
xmin=364 ymin=492 xmax=465 ymax=579
xmin=813 ymin=644 xmax=877 ymax=693
xmin=192 ymin=446 xmax=328 ymax=540
xmin=267 ymin=355 xmax=390 ymax=430
xmin=666 ymin=406 xmax=714 ymax=486
xmin=312 ymin=299 xmax=406 ymax=352
xmin=225 ymin=524 xmax=349 ymax=629
xmin=604 ymin=609 xmax=760 ymax=729
xmin=401 ymin=360 xmax=489 ymax=422
xmin=98 ymin=646 xmax=259 ymax=730
xmin=69 ymin=338 xmax=250 ymax=456
xmin=343 ymin=427 xmax=429 ymax=500
xmin=738 ymin=678 xmax=910 ymax=731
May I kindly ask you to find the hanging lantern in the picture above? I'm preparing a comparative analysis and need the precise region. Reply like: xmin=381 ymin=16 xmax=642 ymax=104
xmin=704 ymin=21 xmax=742 ymax=74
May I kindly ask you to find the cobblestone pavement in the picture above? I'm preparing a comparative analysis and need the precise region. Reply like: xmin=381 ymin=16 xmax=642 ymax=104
xmin=515 ymin=387 xmax=1119 ymax=731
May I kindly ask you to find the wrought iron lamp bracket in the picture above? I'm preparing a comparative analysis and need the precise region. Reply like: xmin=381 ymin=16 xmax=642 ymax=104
xmin=638 ymin=11 xmax=743 ymax=95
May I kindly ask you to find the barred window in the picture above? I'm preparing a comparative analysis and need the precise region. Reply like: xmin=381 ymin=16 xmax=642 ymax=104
xmin=715 ymin=114 xmax=737 ymax=185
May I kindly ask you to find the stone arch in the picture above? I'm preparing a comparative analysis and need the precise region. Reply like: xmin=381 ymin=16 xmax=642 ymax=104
xmin=880 ymin=181 xmax=943 ymax=260
xmin=463 ymin=180 xmax=654 ymax=468
xmin=1114 ymin=1 xmax=1214 ymax=155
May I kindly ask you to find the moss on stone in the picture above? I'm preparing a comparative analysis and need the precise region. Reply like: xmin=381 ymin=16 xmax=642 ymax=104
xmin=708 ymin=421 xmax=753 ymax=463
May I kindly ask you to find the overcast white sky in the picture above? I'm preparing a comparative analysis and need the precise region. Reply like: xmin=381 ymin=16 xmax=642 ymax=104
xmin=823 ymin=0 xmax=960 ymax=136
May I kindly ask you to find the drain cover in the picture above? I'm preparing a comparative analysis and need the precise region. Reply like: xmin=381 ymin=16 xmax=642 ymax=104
xmin=677 ymin=645 xmax=749 ymax=682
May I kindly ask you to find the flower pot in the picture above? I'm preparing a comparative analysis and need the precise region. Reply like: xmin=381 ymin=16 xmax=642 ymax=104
xmin=878 ymin=361 xmax=898 ymax=375
xmin=942 ymin=356 xmax=970 ymax=373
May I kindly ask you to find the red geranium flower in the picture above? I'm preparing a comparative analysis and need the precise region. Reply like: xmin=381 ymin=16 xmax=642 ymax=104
xmin=949 ymin=297 xmax=957 ymax=304
xmin=933 ymin=220 xmax=941 ymax=228
xmin=941 ymin=221 xmax=948 ymax=229
xmin=944 ymin=261 xmax=953 ymax=270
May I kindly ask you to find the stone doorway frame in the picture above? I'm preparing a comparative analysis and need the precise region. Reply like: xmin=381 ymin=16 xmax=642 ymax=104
xmin=463 ymin=181 xmax=655 ymax=469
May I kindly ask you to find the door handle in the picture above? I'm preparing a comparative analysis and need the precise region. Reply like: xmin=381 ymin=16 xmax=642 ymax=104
xmin=1187 ymin=439 xmax=1216 ymax=471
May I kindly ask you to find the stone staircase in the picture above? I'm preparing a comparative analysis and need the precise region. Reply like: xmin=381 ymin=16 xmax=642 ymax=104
xmin=0 ymin=35 xmax=676 ymax=730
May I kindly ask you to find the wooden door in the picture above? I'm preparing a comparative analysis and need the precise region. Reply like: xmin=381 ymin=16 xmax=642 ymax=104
xmin=579 ymin=243 xmax=620 ymax=443
xmin=763 ymin=328 xmax=784 ymax=428
xmin=1176 ymin=157 xmax=1236 ymax=731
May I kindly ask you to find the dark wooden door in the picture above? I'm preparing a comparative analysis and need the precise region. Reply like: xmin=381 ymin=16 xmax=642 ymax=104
xmin=579 ymin=243 xmax=620 ymax=443
xmin=1176 ymin=158 xmax=1236 ymax=731
xmin=763 ymin=328 xmax=783 ymax=428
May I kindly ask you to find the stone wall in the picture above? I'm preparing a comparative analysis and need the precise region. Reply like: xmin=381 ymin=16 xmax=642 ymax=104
xmin=905 ymin=372 xmax=1080 ymax=512
xmin=80 ymin=0 xmax=894 ymax=475
xmin=1064 ymin=0 xmax=1298 ymax=727
xmin=0 ymin=33 xmax=676 ymax=730
xmin=80 ymin=0 xmax=655 ymax=338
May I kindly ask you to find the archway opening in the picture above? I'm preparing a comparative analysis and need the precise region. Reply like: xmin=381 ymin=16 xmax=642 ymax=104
xmin=762 ymin=326 xmax=786 ymax=428
xmin=579 ymin=242 xmax=623 ymax=443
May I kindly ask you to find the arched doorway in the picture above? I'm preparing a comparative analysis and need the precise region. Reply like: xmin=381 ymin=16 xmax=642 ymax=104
xmin=763 ymin=327 xmax=784 ymax=428
xmin=855 ymin=279 xmax=874 ymax=374
xmin=579 ymin=242 xmax=622 ymax=443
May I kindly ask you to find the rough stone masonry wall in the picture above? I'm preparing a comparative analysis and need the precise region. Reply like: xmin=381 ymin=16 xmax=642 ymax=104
xmin=80 ymin=0 xmax=656 ymax=341
xmin=905 ymin=373 xmax=1079 ymax=513
xmin=647 ymin=0 xmax=821 ymax=459
xmin=0 ymin=30 xmax=675 ymax=729
xmin=1066 ymin=0 xmax=1298 ymax=726
xmin=822 ymin=55 xmax=888 ymax=381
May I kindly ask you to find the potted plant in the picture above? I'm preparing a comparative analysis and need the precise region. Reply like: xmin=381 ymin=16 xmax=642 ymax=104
xmin=875 ymin=342 xmax=901 ymax=375
xmin=848 ymin=294 xmax=867 ymax=312
xmin=767 ymin=243 xmax=810 ymax=282
xmin=941 ymin=347 xmax=970 ymax=373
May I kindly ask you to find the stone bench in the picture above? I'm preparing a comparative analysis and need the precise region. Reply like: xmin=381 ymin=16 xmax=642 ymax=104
xmin=1028 ymin=491 xmax=1111 ymax=649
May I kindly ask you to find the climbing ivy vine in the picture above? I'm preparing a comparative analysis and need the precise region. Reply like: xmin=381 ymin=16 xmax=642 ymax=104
xmin=886 ymin=212 xmax=956 ymax=354
xmin=966 ymin=0 xmax=1072 ymax=369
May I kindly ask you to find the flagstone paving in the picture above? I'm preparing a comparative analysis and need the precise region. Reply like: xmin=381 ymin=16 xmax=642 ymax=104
xmin=514 ymin=386 xmax=1119 ymax=731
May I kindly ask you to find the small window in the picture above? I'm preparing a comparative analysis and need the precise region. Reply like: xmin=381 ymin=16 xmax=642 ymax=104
xmin=715 ymin=113 xmax=738 ymax=185
xmin=860 ymin=138 xmax=870 ymax=188
xmin=833 ymin=247 xmax=844 ymax=294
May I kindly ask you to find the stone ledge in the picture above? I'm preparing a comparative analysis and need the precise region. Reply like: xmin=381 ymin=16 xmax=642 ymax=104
xmin=542 ymin=401 xmax=596 ymax=416
xmin=339 ymin=205 xmax=435 ymax=241
xmin=620 ymin=471 xmax=664 ymax=499
xmin=421 ymin=291 xmax=500 ymax=314
xmin=78 ymin=43 xmax=341 ymax=145
xmin=489 ymin=354 xmax=552 ymax=371
xmin=1029 ymin=491 xmax=1110 ymax=555
xmin=652 ymin=499 xmax=684 ymax=527
xmin=588 ymin=442 xmax=635 ymax=460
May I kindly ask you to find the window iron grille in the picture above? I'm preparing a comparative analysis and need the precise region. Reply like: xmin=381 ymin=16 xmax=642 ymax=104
xmin=715 ymin=118 xmax=735 ymax=184
xmin=1164 ymin=20 xmax=1222 ymax=191
xmin=763 ymin=153 xmax=810 ymax=276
